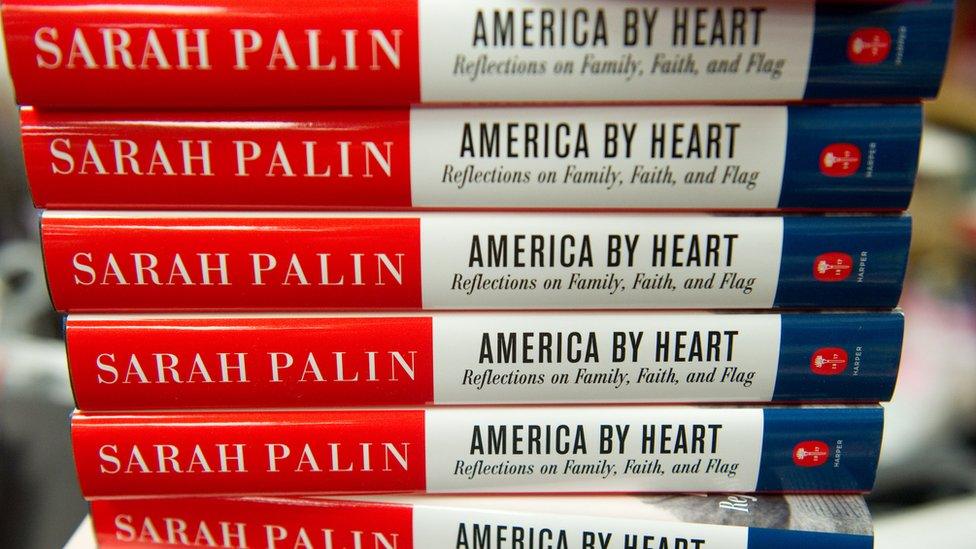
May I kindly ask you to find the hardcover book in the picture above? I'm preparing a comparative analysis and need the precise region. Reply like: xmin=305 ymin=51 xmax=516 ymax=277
xmin=1 ymin=0 xmax=952 ymax=108
xmin=21 ymin=104 xmax=921 ymax=211
xmin=40 ymin=212 xmax=911 ymax=311
xmin=65 ymin=311 xmax=903 ymax=410
xmin=90 ymin=493 xmax=875 ymax=548
xmin=72 ymin=406 xmax=883 ymax=498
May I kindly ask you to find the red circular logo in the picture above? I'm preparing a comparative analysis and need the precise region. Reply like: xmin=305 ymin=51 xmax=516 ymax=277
xmin=848 ymin=28 xmax=892 ymax=65
xmin=819 ymin=144 xmax=861 ymax=177
xmin=793 ymin=440 xmax=830 ymax=467
xmin=811 ymin=347 xmax=849 ymax=375
xmin=813 ymin=252 xmax=854 ymax=282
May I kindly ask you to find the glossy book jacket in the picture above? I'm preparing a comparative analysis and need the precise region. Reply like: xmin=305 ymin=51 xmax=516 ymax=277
xmin=40 ymin=212 xmax=911 ymax=311
xmin=90 ymin=493 xmax=875 ymax=549
xmin=21 ymin=104 xmax=921 ymax=211
xmin=72 ymin=406 xmax=883 ymax=498
xmin=1 ymin=0 xmax=953 ymax=108
xmin=65 ymin=311 xmax=903 ymax=410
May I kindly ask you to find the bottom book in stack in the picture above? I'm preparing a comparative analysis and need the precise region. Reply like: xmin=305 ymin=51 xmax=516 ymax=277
xmin=89 ymin=493 xmax=875 ymax=548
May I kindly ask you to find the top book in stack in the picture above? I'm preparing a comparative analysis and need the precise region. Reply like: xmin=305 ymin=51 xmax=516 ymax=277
xmin=1 ymin=0 xmax=953 ymax=108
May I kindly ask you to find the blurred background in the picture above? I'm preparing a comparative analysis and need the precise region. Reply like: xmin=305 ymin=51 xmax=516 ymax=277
xmin=1 ymin=3 xmax=975 ymax=548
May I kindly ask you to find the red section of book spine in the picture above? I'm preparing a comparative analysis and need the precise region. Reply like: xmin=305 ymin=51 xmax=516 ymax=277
xmin=21 ymin=108 xmax=414 ymax=210
xmin=90 ymin=497 xmax=415 ymax=548
xmin=72 ymin=410 xmax=428 ymax=498
xmin=1 ymin=0 xmax=421 ymax=108
xmin=67 ymin=316 xmax=435 ymax=410
xmin=41 ymin=215 xmax=424 ymax=312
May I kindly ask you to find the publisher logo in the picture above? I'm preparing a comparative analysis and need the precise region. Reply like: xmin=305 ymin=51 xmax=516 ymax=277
xmin=813 ymin=252 xmax=853 ymax=282
xmin=819 ymin=144 xmax=861 ymax=177
xmin=848 ymin=28 xmax=892 ymax=64
xmin=811 ymin=347 xmax=849 ymax=375
xmin=793 ymin=440 xmax=830 ymax=467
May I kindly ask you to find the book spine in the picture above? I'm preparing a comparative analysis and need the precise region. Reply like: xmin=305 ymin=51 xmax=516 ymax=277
xmin=40 ymin=212 xmax=911 ymax=312
xmin=21 ymin=104 xmax=921 ymax=211
xmin=88 ymin=496 xmax=873 ymax=549
xmin=2 ymin=0 xmax=951 ymax=108
xmin=65 ymin=311 xmax=903 ymax=410
xmin=71 ymin=406 xmax=883 ymax=498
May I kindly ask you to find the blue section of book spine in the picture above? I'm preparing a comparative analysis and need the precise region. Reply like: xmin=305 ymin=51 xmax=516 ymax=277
xmin=756 ymin=408 xmax=883 ymax=492
xmin=805 ymin=0 xmax=954 ymax=99
xmin=772 ymin=312 xmax=903 ymax=402
xmin=749 ymin=529 xmax=873 ymax=549
xmin=779 ymin=105 xmax=921 ymax=209
xmin=773 ymin=216 xmax=910 ymax=308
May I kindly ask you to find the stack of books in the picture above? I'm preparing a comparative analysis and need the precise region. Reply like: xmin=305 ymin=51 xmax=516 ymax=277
xmin=2 ymin=0 xmax=953 ymax=546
